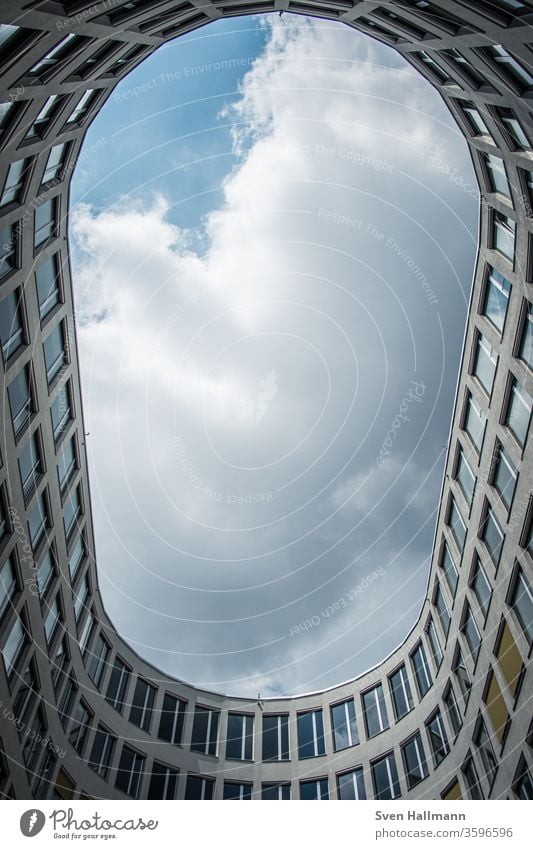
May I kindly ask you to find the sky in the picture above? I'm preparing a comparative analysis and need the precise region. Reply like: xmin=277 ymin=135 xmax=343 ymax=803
xmin=69 ymin=14 xmax=478 ymax=697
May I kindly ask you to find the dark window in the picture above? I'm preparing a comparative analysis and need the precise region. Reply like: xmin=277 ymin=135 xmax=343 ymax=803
xmin=43 ymin=322 xmax=67 ymax=384
xmin=362 ymin=684 xmax=389 ymax=737
xmin=68 ymin=701 xmax=92 ymax=755
xmin=482 ymin=505 xmax=504 ymax=565
xmin=519 ymin=300 xmax=532 ymax=370
xmin=261 ymin=783 xmax=291 ymax=800
xmin=505 ymin=377 xmax=531 ymax=447
xmin=68 ymin=533 xmax=85 ymax=581
xmin=88 ymin=726 xmax=116 ymax=779
xmin=434 ymin=582 xmax=451 ymax=637
xmin=471 ymin=556 xmax=492 ymax=618
xmin=402 ymin=733 xmax=428 ymax=789
xmin=36 ymin=254 xmax=61 ymax=320
xmin=492 ymin=210 xmax=515 ymax=261
xmin=482 ymin=267 xmax=511 ymax=333
xmin=336 ymin=767 xmax=366 ymax=800
xmin=371 ymin=753 xmax=401 ymax=800
xmin=12 ymin=659 xmax=38 ymax=729
xmin=473 ymin=332 xmax=498 ymax=395
xmin=58 ymin=435 xmax=77 ymax=493
xmin=411 ymin=642 xmax=432 ymax=697
xmin=115 ymin=746 xmax=145 ymax=799
xmin=0 ymin=158 xmax=30 ymax=206
xmin=18 ymin=431 xmax=42 ymax=499
xmin=51 ymin=381 xmax=72 ymax=442
xmin=389 ymin=665 xmax=413 ymax=721
xmin=9 ymin=365 xmax=34 ymax=437
xmin=105 ymin=657 xmax=130 ymax=713
xmin=28 ymin=492 xmax=48 ymax=550
xmin=455 ymin=448 xmax=476 ymax=505
xmin=463 ymin=392 xmax=486 ymax=453
xmin=509 ymin=567 xmax=533 ymax=642
xmin=86 ymin=633 xmax=109 ymax=687
xmin=158 ymin=693 xmax=186 ymax=744
xmin=223 ymin=781 xmax=252 ymax=800
xmin=448 ymin=497 xmax=466 ymax=553
xmin=63 ymin=484 xmax=82 ymax=538
xmin=463 ymin=756 xmax=484 ymax=799
xmin=0 ymin=556 xmax=18 ymax=621
xmin=492 ymin=442 xmax=517 ymax=510
xmin=37 ymin=549 xmax=54 ymax=598
xmin=297 ymin=709 xmax=325 ymax=759
xmin=0 ymin=288 xmax=25 ymax=361
xmin=474 ymin=718 xmax=498 ymax=786
xmin=129 ymin=678 xmax=156 ymax=732
xmin=0 ymin=223 xmax=16 ymax=279
xmin=331 ymin=698 xmax=359 ymax=750
xmin=462 ymin=603 xmax=482 ymax=659
xmin=300 ymin=778 xmax=329 ymax=800
xmin=34 ymin=198 xmax=58 ymax=248
xmin=453 ymin=648 xmax=472 ymax=704
xmin=190 ymin=705 xmax=219 ymax=756
xmin=42 ymin=142 xmax=69 ymax=185
xmin=147 ymin=762 xmax=178 ymax=800
xmin=262 ymin=714 xmax=289 ymax=761
xmin=444 ymin=684 xmax=462 ymax=736
xmin=225 ymin=713 xmax=253 ymax=760
xmin=185 ymin=775 xmax=214 ymax=800
xmin=426 ymin=710 xmax=449 ymax=766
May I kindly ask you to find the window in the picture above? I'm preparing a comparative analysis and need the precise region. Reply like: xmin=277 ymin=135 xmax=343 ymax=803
xmin=473 ymin=332 xmax=498 ymax=395
xmin=514 ymin=759 xmax=533 ymax=800
xmin=37 ymin=548 xmax=54 ymax=599
xmin=434 ymin=582 xmax=451 ymax=636
xmin=483 ymin=152 xmax=510 ymax=197
xmin=337 ymin=767 xmax=366 ymax=800
xmin=0 ymin=288 xmax=25 ymax=361
xmin=505 ymin=377 xmax=531 ymax=447
xmin=484 ymin=670 xmax=509 ymax=743
xmin=18 ymin=431 xmax=42 ymax=499
xmin=86 ymin=633 xmax=109 ymax=687
xmin=185 ymin=775 xmax=214 ymax=800
xmin=51 ymin=637 xmax=69 ymax=693
xmin=58 ymin=675 xmax=77 ymax=725
xmin=509 ymin=567 xmax=533 ymax=642
xmin=0 ymin=556 xmax=17 ymax=620
xmin=481 ymin=504 xmax=504 ymax=565
xmin=485 ymin=44 xmax=533 ymax=90
xmin=63 ymin=484 xmax=82 ymax=539
xmin=51 ymin=381 xmax=72 ymax=442
xmin=371 ymin=753 xmax=401 ymax=800
xmin=448 ymin=496 xmax=466 ymax=553
xmin=300 ymin=778 xmax=329 ymax=800
xmin=0 ymin=100 xmax=15 ymax=139
xmin=223 ymin=781 xmax=252 ymax=800
xmin=0 ymin=496 xmax=7 ymax=544
xmin=34 ymin=198 xmax=58 ymax=248
xmin=474 ymin=718 xmax=498 ymax=786
xmin=455 ymin=447 xmax=476 ymax=506
xmin=453 ymin=650 xmax=472 ymax=705
xmin=482 ymin=267 xmax=511 ymax=335
xmin=426 ymin=617 xmax=444 ymax=669
xmin=297 ymin=709 xmax=325 ymax=759
xmin=426 ymin=710 xmax=449 ymax=766
xmin=463 ymin=756 xmax=484 ymax=799
xmin=462 ymin=603 xmax=482 ymax=660
xmin=462 ymin=102 xmax=490 ymax=136
xmin=496 ymin=620 xmax=524 ymax=697
xmin=129 ymin=678 xmax=156 ymax=732
xmin=88 ymin=726 xmax=116 ymax=779
xmin=58 ymin=435 xmax=77 ymax=493
xmin=331 ymin=698 xmax=359 ymax=749
xmin=12 ymin=660 xmax=38 ymax=729
xmin=28 ymin=34 xmax=88 ymax=79
xmin=23 ymin=708 xmax=47 ymax=771
xmin=106 ymin=657 xmax=130 ymax=713
xmin=68 ymin=533 xmax=85 ymax=581
xmin=411 ymin=642 xmax=432 ymax=697
xmin=0 ymin=159 xmax=29 ymax=206
xmin=362 ymin=684 xmax=389 ymax=738
xmin=440 ymin=541 xmax=459 ymax=596
xmin=492 ymin=210 xmax=515 ymax=261
xmin=158 ymin=693 xmax=186 ymax=744
xmin=492 ymin=442 xmax=517 ymax=510
xmin=190 ymin=705 xmax=219 ymax=756
xmin=36 ymin=254 xmax=61 ymax=320
xmin=68 ymin=701 xmax=92 ymax=755
xmin=463 ymin=391 xmax=486 ymax=452
xmin=444 ymin=684 xmax=462 ymax=736
xmin=28 ymin=491 xmax=48 ymax=550
xmin=115 ymin=746 xmax=145 ymax=799
xmin=2 ymin=615 xmax=26 ymax=677
xmin=226 ymin=713 xmax=253 ymax=760
xmin=519 ymin=300 xmax=532 ymax=370
xmin=25 ymin=95 xmax=63 ymax=140
xmin=79 ymin=611 xmax=95 ymax=656
xmin=402 ymin=733 xmax=428 ymax=789
xmin=261 ymin=783 xmax=291 ymax=800
xmin=9 ymin=365 xmax=34 ymax=437
xmin=66 ymin=88 xmax=96 ymax=124
xmin=42 ymin=143 xmax=69 ymax=185
xmin=262 ymin=714 xmax=289 ymax=761
xmin=43 ymin=594 xmax=61 ymax=645
xmin=471 ymin=556 xmax=492 ymax=618
xmin=496 ymin=106 xmax=531 ymax=150
xmin=43 ymin=322 xmax=67 ymax=384
xmin=389 ymin=665 xmax=413 ymax=721
xmin=148 ymin=763 xmax=178 ymax=800
xmin=74 ymin=573 xmax=89 ymax=621
xmin=33 ymin=750 xmax=57 ymax=800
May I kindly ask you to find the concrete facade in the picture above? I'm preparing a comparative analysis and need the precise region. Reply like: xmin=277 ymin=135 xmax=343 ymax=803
xmin=0 ymin=0 xmax=531 ymax=801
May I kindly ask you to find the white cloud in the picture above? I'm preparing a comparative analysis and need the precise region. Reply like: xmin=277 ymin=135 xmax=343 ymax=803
xmin=70 ymin=15 xmax=476 ymax=695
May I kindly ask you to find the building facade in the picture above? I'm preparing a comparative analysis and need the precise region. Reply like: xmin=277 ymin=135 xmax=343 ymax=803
xmin=0 ymin=0 xmax=532 ymax=801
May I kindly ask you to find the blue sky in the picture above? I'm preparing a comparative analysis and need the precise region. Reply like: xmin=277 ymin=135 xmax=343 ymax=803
xmin=69 ymin=14 xmax=478 ymax=697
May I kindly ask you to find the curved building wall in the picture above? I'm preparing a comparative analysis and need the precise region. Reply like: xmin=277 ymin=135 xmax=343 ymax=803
xmin=0 ymin=0 xmax=532 ymax=801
